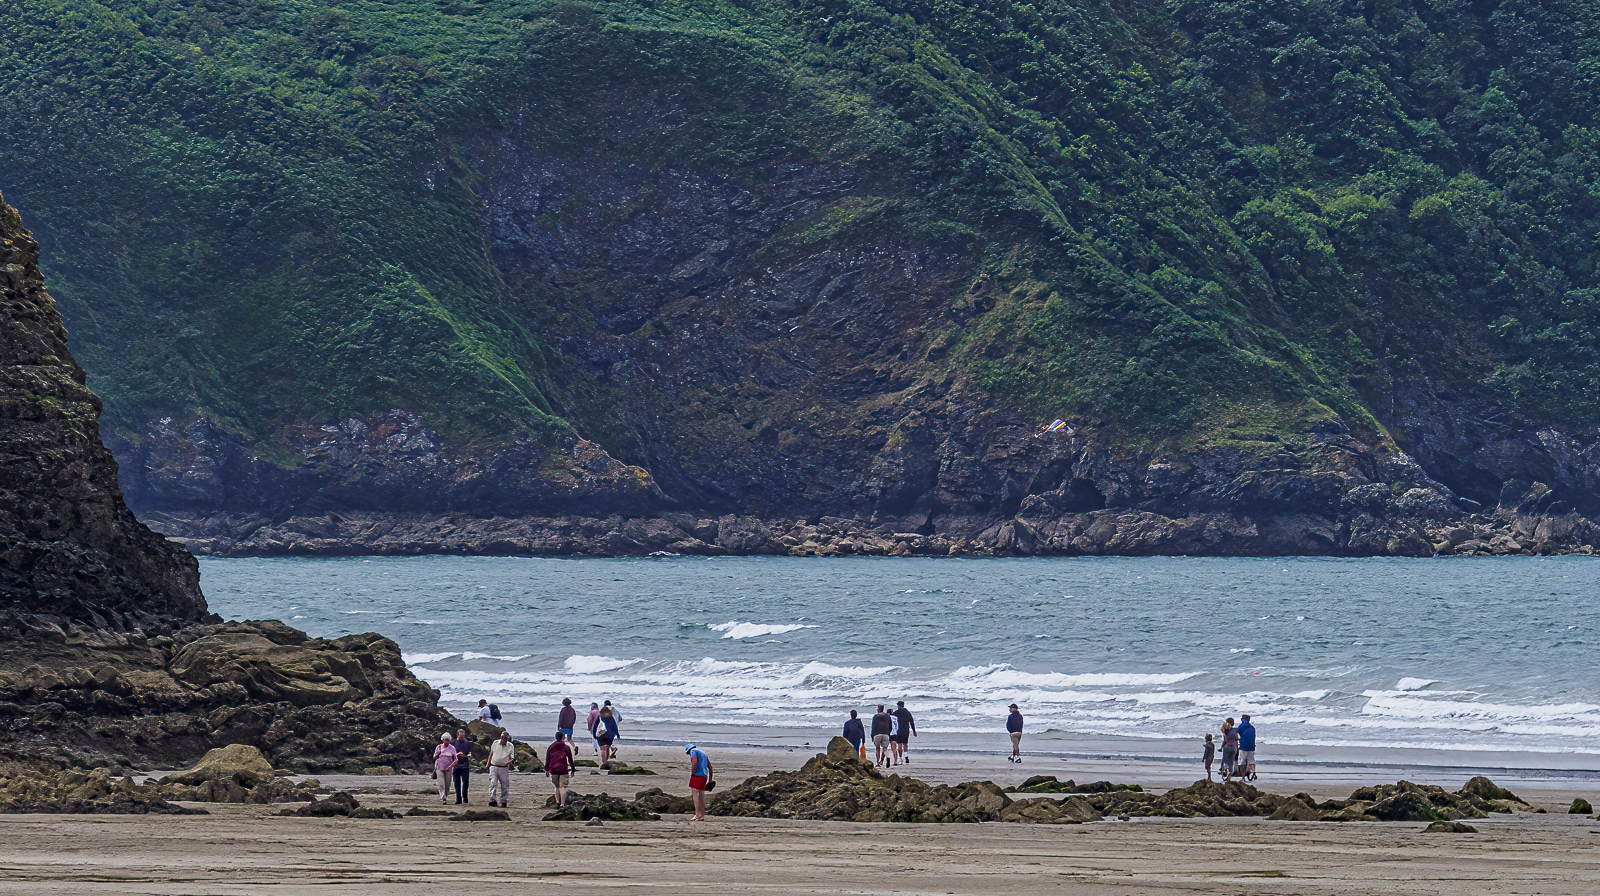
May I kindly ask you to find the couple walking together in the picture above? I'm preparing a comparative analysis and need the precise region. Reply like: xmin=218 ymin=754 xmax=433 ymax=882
xmin=432 ymin=728 xmax=518 ymax=806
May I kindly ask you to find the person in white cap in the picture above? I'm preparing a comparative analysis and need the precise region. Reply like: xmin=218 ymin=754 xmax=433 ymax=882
xmin=685 ymin=743 xmax=714 ymax=821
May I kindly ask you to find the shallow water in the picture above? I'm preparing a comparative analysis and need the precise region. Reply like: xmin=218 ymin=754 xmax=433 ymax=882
xmin=199 ymin=555 xmax=1600 ymax=761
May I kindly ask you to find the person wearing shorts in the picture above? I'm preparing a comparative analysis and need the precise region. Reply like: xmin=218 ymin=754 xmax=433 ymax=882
xmin=892 ymin=701 xmax=916 ymax=763
xmin=1237 ymin=714 xmax=1257 ymax=781
xmin=870 ymin=705 xmax=893 ymax=767
xmin=556 ymin=698 xmax=577 ymax=744
xmin=545 ymin=731 xmax=575 ymax=808
xmin=686 ymin=743 xmax=713 ymax=821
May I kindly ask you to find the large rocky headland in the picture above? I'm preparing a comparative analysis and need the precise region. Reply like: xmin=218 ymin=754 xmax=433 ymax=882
xmin=3 ymin=0 xmax=1597 ymax=558
xmin=0 ymin=191 xmax=462 ymax=771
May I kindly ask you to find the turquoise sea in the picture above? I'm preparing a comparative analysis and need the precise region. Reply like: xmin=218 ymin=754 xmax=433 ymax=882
xmin=200 ymin=555 xmax=1600 ymax=765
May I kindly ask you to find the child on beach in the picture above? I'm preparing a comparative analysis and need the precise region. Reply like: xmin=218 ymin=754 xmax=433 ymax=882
xmin=1202 ymin=733 xmax=1214 ymax=782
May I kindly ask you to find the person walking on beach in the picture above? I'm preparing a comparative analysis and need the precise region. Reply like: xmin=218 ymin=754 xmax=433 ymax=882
xmin=603 ymin=700 xmax=623 ymax=757
xmin=1202 ymin=733 xmax=1215 ymax=782
xmin=596 ymin=705 xmax=619 ymax=768
xmin=432 ymin=733 xmax=458 ymax=804
xmin=1220 ymin=719 xmax=1239 ymax=782
xmin=686 ymin=743 xmax=714 ymax=821
xmin=545 ymin=730 xmax=575 ymax=808
xmin=870 ymin=705 xmax=892 ymax=767
xmin=586 ymin=702 xmax=601 ymax=756
xmin=485 ymin=730 xmax=515 ymax=807
xmin=557 ymin=698 xmax=578 ymax=745
xmin=1237 ymin=714 xmax=1257 ymax=781
xmin=452 ymin=726 xmax=473 ymax=803
xmin=892 ymin=701 xmax=917 ymax=764
xmin=843 ymin=710 xmax=866 ymax=761
xmin=1006 ymin=703 xmax=1024 ymax=762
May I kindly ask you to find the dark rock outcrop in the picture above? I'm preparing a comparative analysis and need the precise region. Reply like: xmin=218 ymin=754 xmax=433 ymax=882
xmin=0 ymin=193 xmax=205 ymax=626
xmin=0 ymin=618 xmax=464 ymax=772
xmin=1082 ymin=777 xmax=1535 ymax=822
xmin=543 ymin=792 xmax=661 ymax=822
xmin=278 ymin=791 xmax=399 ymax=818
xmin=0 ymin=767 xmax=207 ymax=815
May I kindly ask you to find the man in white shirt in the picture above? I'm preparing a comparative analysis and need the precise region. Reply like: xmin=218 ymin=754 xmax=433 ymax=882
xmin=485 ymin=731 xmax=516 ymax=807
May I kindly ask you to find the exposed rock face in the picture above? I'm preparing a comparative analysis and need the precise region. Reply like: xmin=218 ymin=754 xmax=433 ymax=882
xmin=127 ymin=401 xmax=1599 ymax=558
xmin=0 ymin=194 xmax=464 ymax=772
xmin=0 ymin=618 xmax=462 ymax=772
xmin=1082 ymin=777 xmax=1534 ymax=822
xmin=0 ymin=193 xmax=204 ymax=624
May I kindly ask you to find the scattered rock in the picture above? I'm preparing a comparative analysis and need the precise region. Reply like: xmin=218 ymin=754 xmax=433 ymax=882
xmin=277 ymin=791 xmax=398 ymax=818
xmin=1570 ymin=798 xmax=1592 ymax=814
xmin=543 ymin=792 xmax=660 ymax=822
xmin=585 ymin=817 xmax=603 ymax=826
xmin=632 ymin=787 xmax=695 ymax=815
xmin=603 ymin=762 xmax=656 ymax=776
xmin=0 ymin=767 xmax=207 ymax=815
xmin=1423 ymin=821 xmax=1478 ymax=833
xmin=454 ymin=809 xmax=510 ymax=821
xmin=1005 ymin=776 xmax=1142 ymax=794
xmin=404 ymin=807 xmax=452 ymax=816
xmin=364 ymin=766 xmax=396 ymax=776
xmin=156 ymin=744 xmax=320 ymax=804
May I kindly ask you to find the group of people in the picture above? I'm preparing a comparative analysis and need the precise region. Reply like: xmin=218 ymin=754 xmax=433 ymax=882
xmin=430 ymin=726 xmax=518 ymax=807
xmin=449 ymin=696 xmax=718 ymax=819
xmin=1201 ymin=714 xmax=1257 ymax=782
xmin=840 ymin=701 xmax=917 ymax=767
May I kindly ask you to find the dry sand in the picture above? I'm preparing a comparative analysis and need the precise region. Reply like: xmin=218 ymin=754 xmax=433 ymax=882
xmin=7 ymin=743 xmax=1599 ymax=895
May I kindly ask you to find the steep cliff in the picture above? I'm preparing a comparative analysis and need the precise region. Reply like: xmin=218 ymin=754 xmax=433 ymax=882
xmin=3 ymin=0 xmax=1598 ymax=556
xmin=0 ymin=193 xmax=462 ymax=769
xmin=0 ymin=193 xmax=205 ymax=625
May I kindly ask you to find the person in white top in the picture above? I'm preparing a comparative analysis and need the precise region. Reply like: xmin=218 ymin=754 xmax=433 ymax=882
xmin=478 ymin=699 xmax=495 ymax=725
xmin=485 ymin=731 xmax=516 ymax=807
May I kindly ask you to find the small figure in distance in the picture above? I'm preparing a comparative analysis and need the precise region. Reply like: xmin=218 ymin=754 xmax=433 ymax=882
xmin=586 ymin=702 xmax=602 ymax=756
xmin=452 ymin=726 xmax=473 ymax=804
xmin=1006 ymin=703 xmax=1024 ymax=763
xmin=1202 ymin=733 xmax=1215 ymax=782
xmin=596 ymin=705 xmax=619 ymax=768
xmin=557 ymin=697 xmax=577 ymax=745
xmin=603 ymin=700 xmax=623 ymax=758
xmin=686 ymin=743 xmax=714 ymax=821
xmin=870 ymin=705 xmax=892 ymax=768
xmin=1237 ymin=714 xmax=1257 ymax=781
xmin=892 ymin=701 xmax=917 ymax=764
xmin=485 ymin=730 xmax=515 ymax=808
xmin=1220 ymin=719 xmax=1239 ymax=783
xmin=842 ymin=710 xmax=866 ymax=762
xmin=432 ymin=732 xmax=457 ymax=805
xmin=545 ymin=729 xmax=576 ymax=808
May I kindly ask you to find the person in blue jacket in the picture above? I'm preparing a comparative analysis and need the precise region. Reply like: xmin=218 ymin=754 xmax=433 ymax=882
xmin=1236 ymin=714 xmax=1257 ymax=781
xmin=1006 ymin=703 xmax=1024 ymax=762
xmin=842 ymin=710 xmax=866 ymax=761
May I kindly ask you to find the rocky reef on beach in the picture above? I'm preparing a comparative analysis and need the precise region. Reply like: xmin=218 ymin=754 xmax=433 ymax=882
xmin=0 ymin=192 xmax=463 ymax=775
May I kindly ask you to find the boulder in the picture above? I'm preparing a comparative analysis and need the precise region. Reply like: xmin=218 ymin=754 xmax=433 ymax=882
xmin=543 ymin=792 xmax=660 ymax=821
xmin=1570 ymin=797 xmax=1592 ymax=814
xmin=454 ymin=809 xmax=511 ymax=821
xmin=632 ymin=787 xmax=695 ymax=814
xmin=278 ymin=791 xmax=397 ymax=818
xmin=1423 ymin=821 xmax=1478 ymax=833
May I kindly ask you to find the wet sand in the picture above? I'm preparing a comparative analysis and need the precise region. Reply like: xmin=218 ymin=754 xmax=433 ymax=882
xmin=9 ymin=743 xmax=1599 ymax=894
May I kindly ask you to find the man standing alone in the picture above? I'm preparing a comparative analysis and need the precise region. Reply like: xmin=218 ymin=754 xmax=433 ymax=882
xmin=892 ymin=701 xmax=917 ymax=764
xmin=1006 ymin=703 xmax=1024 ymax=762
xmin=1237 ymin=714 xmax=1257 ymax=781
xmin=686 ymin=743 xmax=714 ymax=822
xmin=485 ymin=730 xmax=515 ymax=808
xmin=870 ymin=705 xmax=892 ymax=767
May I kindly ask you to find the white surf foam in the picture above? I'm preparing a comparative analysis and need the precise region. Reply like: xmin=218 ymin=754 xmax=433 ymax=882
xmin=707 ymin=621 xmax=817 ymax=639
xmin=564 ymin=655 xmax=642 ymax=674
xmin=404 ymin=652 xmax=459 ymax=664
xmin=1395 ymin=677 xmax=1439 ymax=691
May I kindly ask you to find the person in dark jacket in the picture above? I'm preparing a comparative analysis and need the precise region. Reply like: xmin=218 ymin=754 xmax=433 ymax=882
xmin=842 ymin=710 xmax=866 ymax=761
xmin=452 ymin=727 xmax=473 ymax=803
xmin=596 ymin=706 xmax=619 ymax=768
xmin=870 ymin=705 xmax=893 ymax=767
xmin=1006 ymin=704 xmax=1024 ymax=762
xmin=892 ymin=701 xmax=917 ymax=764
xmin=545 ymin=731 xmax=576 ymax=808
xmin=1236 ymin=714 xmax=1257 ymax=781
xmin=557 ymin=698 xmax=578 ymax=744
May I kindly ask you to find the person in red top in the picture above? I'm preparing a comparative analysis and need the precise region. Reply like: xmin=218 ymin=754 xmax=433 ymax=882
xmin=545 ymin=731 xmax=576 ymax=808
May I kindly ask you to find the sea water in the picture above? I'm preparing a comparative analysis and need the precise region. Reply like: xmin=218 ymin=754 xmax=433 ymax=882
xmin=200 ymin=555 xmax=1600 ymax=767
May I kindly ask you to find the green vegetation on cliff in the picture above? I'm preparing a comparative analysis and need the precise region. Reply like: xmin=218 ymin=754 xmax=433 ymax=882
xmin=1 ymin=0 xmax=1596 ymax=494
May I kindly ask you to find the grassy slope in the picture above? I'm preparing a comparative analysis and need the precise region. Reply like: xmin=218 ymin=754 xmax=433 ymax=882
xmin=0 ymin=0 xmax=1595 ymax=470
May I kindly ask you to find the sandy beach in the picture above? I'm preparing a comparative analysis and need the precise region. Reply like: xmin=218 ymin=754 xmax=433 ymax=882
xmin=7 ymin=743 xmax=1599 ymax=895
